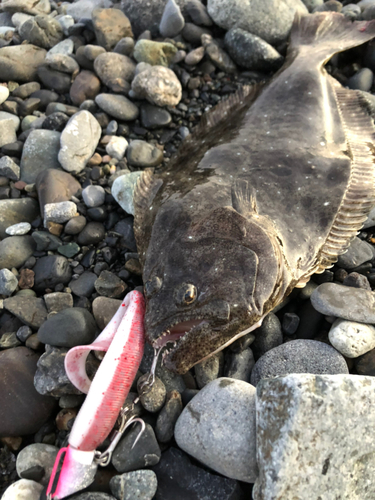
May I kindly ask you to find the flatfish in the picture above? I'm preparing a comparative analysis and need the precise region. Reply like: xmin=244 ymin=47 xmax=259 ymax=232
xmin=133 ymin=12 xmax=375 ymax=374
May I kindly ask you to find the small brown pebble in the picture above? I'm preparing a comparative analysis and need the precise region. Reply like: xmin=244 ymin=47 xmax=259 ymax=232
xmin=100 ymin=135 xmax=111 ymax=146
xmin=125 ymin=258 xmax=142 ymax=276
xmin=47 ymin=221 xmax=64 ymax=236
xmin=88 ymin=152 xmax=102 ymax=166
xmin=25 ymin=333 xmax=42 ymax=350
xmin=18 ymin=268 xmax=35 ymax=289
xmin=1 ymin=436 xmax=22 ymax=451
xmin=13 ymin=180 xmax=27 ymax=190
xmin=56 ymin=408 xmax=78 ymax=431
xmin=370 ymin=237 xmax=375 ymax=244
xmin=102 ymin=155 xmax=111 ymax=163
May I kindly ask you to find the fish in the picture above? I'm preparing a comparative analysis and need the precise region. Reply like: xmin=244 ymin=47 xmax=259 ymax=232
xmin=47 ymin=290 xmax=145 ymax=499
xmin=132 ymin=12 xmax=375 ymax=374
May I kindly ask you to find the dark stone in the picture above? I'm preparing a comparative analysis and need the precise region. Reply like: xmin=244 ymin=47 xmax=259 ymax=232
xmin=295 ymin=300 xmax=325 ymax=340
xmin=140 ymin=103 xmax=172 ymax=129
xmin=94 ymin=270 xmax=127 ymax=298
xmin=30 ymin=89 xmax=59 ymax=110
xmin=114 ymin=218 xmax=137 ymax=252
xmin=42 ymin=112 xmax=69 ymax=131
xmin=355 ymin=348 xmax=375 ymax=376
xmin=282 ymin=312 xmax=300 ymax=335
xmin=37 ymin=65 xmax=72 ymax=94
xmin=251 ymin=312 xmax=283 ymax=360
xmin=348 ymin=67 xmax=374 ymax=92
xmin=3 ymin=295 xmax=47 ymax=328
xmin=155 ymin=390 xmax=183 ymax=442
xmin=87 ymin=206 xmax=107 ymax=222
xmin=342 ymin=272 xmax=371 ymax=290
xmin=33 ymin=255 xmax=72 ymax=292
xmin=70 ymin=271 xmax=97 ymax=297
xmin=77 ymin=221 xmax=105 ymax=245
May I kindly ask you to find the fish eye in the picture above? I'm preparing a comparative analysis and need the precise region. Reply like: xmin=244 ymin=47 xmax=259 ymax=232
xmin=177 ymin=284 xmax=197 ymax=305
xmin=144 ymin=276 xmax=162 ymax=298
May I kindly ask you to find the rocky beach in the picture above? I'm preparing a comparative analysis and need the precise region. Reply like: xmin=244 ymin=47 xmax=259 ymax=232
xmin=1 ymin=0 xmax=375 ymax=499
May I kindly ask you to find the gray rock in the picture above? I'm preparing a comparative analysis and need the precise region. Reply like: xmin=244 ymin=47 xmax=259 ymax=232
xmin=363 ymin=205 xmax=375 ymax=229
xmin=4 ymin=295 xmax=47 ymax=328
xmin=1 ymin=0 xmax=50 ymax=15
xmin=336 ymin=237 xmax=374 ymax=269
xmin=0 ymin=198 xmax=39 ymax=239
xmin=2 ymin=479 xmax=43 ymax=500
xmin=185 ymin=46 xmax=204 ymax=65
xmin=44 ymin=291 xmax=73 ymax=313
xmin=92 ymin=296 xmax=121 ymax=329
xmin=82 ymin=185 xmax=106 ymax=208
xmin=20 ymin=129 xmax=61 ymax=184
xmin=16 ymin=443 xmax=58 ymax=486
xmin=156 ymin=390 xmax=183 ymax=442
xmin=0 ymin=44 xmax=47 ymax=82
xmin=182 ymin=22 xmax=212 ymax=45
xmin=175 ymin=378 xmax=257 ymax=483
xmin=92 ymin=8 xmax=133 ymax=51
xmin=47 ymin=38 xmax=74 ymax=56
xmin=19 ymin=14 xmax=63 ymax=49
xmin=329 ymin=319 xmax=375 ymax=358
xmin=37 ymin=64 xmax=72 ymax=94
xmin=114 ymin=36 xmax=135 ymax=56
xmin=11 ymin=12 xmax=33 ymax=29
xmin=32 ymin=231 xmax=62 ymax=251
xmin=195 ymin=351 xmax=223 ymax=388
xmin=186 ymin=0 xmax=212 ymax=26
xmin=250 ymin=339 xmax=349 ymax=386
xmin=252 ymin=312 xmax=283 ymax=359
xmin=0 ymin=116 xmax=18 ymax=148
xmin=38 ymin=307 xmax=97 ymax=347
xmin=140 ymin=103 xmax=172 ymax=129
xmin=348 ymin=67 xmax=374 ymax=92
xmin=254 ymin=374 xmax=375 ymax=500
xmin=133 ymin=40 xmax=178 ymax=67
xmin=12 ymin=81 xmax=41 ymax=99
xmin=0 ymin=235 xmax=36 ymax=270
xmin=203 ymin=36 xmax=237 ymax=73
xmin=343 ymin=271 xmax=371 ymax=290
xmin=111 ymin=171 xmax=142 ymax=215
xmin=71 ymin=493 xmax=116 ymax=500
xmin=138 ymin=374 xmax=166 ymax=412
xmin=57 ymin=14 xmax=74 ymax=35
xmin=77 ymin=221 xmax=105 ymax=245
xmin=70 ymin=272 xmax=97 ymax=297
xmin=311 ymin=282 xmax=375 ymax=323
xmin=0 ymin=268 xmax=18 ymax=296
xmin=127 ymin=140 xmax=163 ymax=168
xmin=112 ymin=423 xmax=161 ymax=473
xmin=282 ymin=312 xmax=300 ymax=335
xmin=95 ymin=93 xmax=139 ymax=121
xmin=65 ymin=0 xmax=113 ymax=21
xmin=0 ymin=156 xmax=20 ymax=181
xmin=159 ymin=0 xmax=185 ymax=38
xmin=224 ymin=28 xmax=283 ymax=71
xmin=44 ymin=201 xmax=77 ymax=225
xmin=110 ymin=470 xmax=158 ymax=500
xmin=33 ymin=255 xmax=72 ymax=292
xmin=207 ymin=0 xmax=308 ymax=45
xmin=5 ymin=222 xmax=31 ymax=236
xmin=58 ymin=111 xmax=101 ymax=174
xmin=94 ymin=52 xmax=135 ymax=92
xmin=131 ymin=66 xmax=182 ymax=107
xmin=224 ymin=348 xmax=254 ymax=382
xmin=45 ymin=53 xmax=79 ymax=74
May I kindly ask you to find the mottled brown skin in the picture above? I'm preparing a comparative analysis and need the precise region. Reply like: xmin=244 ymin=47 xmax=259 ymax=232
xmin=134 ymin=13 xmax=375 ymax=374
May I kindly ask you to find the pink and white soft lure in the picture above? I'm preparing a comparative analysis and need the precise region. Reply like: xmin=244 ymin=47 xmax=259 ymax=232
xmin=47 ymin=290 xmax=145 ymax=500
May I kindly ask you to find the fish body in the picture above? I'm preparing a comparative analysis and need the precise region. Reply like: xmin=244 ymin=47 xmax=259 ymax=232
xmin=134 ymin=13 xmax=375 ymax=374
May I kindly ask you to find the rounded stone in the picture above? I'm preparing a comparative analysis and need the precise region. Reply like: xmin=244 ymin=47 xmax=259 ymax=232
xmin=133 ymin=39 xmax=177 ymax=67
xmin=0 ymin=44 xmax=47 ymax=82
xmin=92 ymin=7 xmax=133 ymax=51
xmin=106 ymin=136 xmax=128 ymax=160
xmin=5 ymin=222 xmax=31 ymax=236
xmin=0 ymin=235 xmax=35 ymax=270
xmin=159 ymin=0 xmax=185 ymax=38
xmin=329 ymin=319 xmax=375 ymax=358
xmin=69 ymin=70 xmax=101 ymax=107
xmin=16 ymin=443 xmax=58 ymax=486
xmin=94 ymin=52 xmax=136 ymax=92
xmin=44 ymin=201 xmax=77 ymax=224
xmin=111 ymin=171 xmax=142 ymax=215
xmin=2 ymin=479 xmax=43 ymax=500
xmin=77 ymin=221 xmax=105 ymax=245
xmin=95 ymin=93 xmax=139 ymax=121
xmin=131 ymin=66 xmax=182 ymax=107
xmin=64 ymin=215 xmax=86 ymax=235
xmin=0 ymin=268 xmax=18 ymax=295
xmin=33 ymin=255 xmax=72 ymax=292
xmin=109 ymin=470 xmax=158 ymax=500
xmin=127 ymin=140 xmax=163 ymax=168
xmin=82 ymin=184 xmax=106 ymax=208
xmin=138 ymin=374 xmax=166 ymax=412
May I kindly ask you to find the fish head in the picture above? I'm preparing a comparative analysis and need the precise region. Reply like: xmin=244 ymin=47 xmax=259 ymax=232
xmin=143 ymin=206 xmax=286 ymax=373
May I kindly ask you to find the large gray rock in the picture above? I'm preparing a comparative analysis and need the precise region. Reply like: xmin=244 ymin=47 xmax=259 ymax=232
xmin=159 ymin=0 xmax=185 ymax=38
xmin=254 ymin=374 xmax=375 ymax=500
xmin=311 ymin=282 xmax=375 ymax=323
xmin=0 ymin=198 xmax=39 ymax=239
xmin=0 ymin=235 xmax=36 ymax=270
xmin=19 ymin=14 xmax=63 ymax=49
xmin=250 ymin=339 xmax=348 ymax=386
xmin=20 ymin=129 xmax=61 ymax=184
xmin=33 ymin=255 xmax=72 ymax=292
xmin=207 ymin=0 xmax=307 ymax=45
xmin=0 ymin=44 xmax=47 ymax=82
xmin=94 ymin=52 xmax=136 ymax=92
xmin=3 ymin=295 xmax=47 ymax=328
xmin=175 ymin=378 xmax=257 ymax=483
xmin=16 ymin=443 xmax=58 ymax=486
xmin=58 ymin=111 xmax=101 ymax=174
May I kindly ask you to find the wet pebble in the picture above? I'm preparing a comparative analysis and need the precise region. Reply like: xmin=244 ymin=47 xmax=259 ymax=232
xmin=44 ymin=201 xmax=77 ymax=224
xmin=343 ymin=271 xmax=371 ymax=290
xmin=282 ymin=312 xmax=300 ymax=335
xmin=106 ymin=136 xmax=128 ymax=160
xmin=186 ymin=0 xmax=212 ymax=26
xmin=33 ymin=255 xmax=72 ymax=292
xmin=70 ymin=271 xmax=97 ymax=297
xmin=138 ymin=374 xmax=166 ymax=412
xmin=0 ymin=235 xmax=35 ymax=270
xmin=110 ymin=470 xmax=158 ymax=500
xmin=155 ymin=390 xmax=183 ymax=443
xmin=95 ymin=93 xmax=139 ymax=121
xmin=2 ymin=479 xmax=43 ymax=500
xmin=336 ymin=236 xmax=374 ymax=269
xmin=111 ymin=171 xmax=142 ymax=215
xmin=64 ymin=215 xmax=87 ymax=235
xmin=77 ymin=221 xmax=105 ymax=245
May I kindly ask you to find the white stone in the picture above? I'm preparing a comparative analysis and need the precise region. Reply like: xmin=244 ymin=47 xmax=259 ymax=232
xmin=0 ymin=268 xmax=18 ymax=296
xmin=329 ymin=318 xmax=375 ymax=358
xmin=44 ymin=201 xmax=77 ymax=225
xmin=0 ymin=85 xmax=9 ymax=105
xmin=254 ymin=374 xmax=375 ymax=500
xmin=5 ymin=222 xmax=31 ymax=235
xmin=58 ymin=110 xmax=101 ymax=174
xmin=0 ymin=111 xmax=20 ymax=130
xmin=57 ymin=14 xmax=74 ymax=35
xmin=106 ymin=135 xmax=128 ymax=160
xmin=82 ymin=184 xmax=105 ymax=208
xmin=112 ymin=171 xmax=142 ymax=215
xmin=131 ymin=66 xmax=182 ymax=107
xmin=175 ymin=378 xmax=258 ymax=483
xmin=11 ymin=12 xmax=33 ymax=29
xmin=47 ymin=38 xmax=74 ymax=56
xmin=2 ymin=479 xmax=43 ymax=500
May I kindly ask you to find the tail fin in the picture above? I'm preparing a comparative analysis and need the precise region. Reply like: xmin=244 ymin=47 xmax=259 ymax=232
xmin=289 ymin=12 xmax=375 ymax=64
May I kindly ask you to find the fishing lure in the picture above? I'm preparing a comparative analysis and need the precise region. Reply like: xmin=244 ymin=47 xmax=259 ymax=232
xmin=47 ymin=290 xmax=146 ymax=499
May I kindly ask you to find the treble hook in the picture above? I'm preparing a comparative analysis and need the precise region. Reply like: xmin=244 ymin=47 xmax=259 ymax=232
xmin=138 ymin=346 xmax=162 ymax=395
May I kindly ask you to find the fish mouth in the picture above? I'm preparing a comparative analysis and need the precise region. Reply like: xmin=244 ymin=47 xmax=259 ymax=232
xmin=153 ymin=319 xmax=208 ymax=350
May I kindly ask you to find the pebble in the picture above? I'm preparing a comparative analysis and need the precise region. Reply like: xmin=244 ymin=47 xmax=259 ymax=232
xmin=82 ymin=185 xmax=106 ymax=208
xmin=36 ymin=169 xmax=80 ymax=216
xmin=0 ymin=347 xmax=56 ymax=436
xmin=159 ymin=0 xmax=185 ymax=38
xmin=77 ymin=221 xmax=105 ymax=245
xmin=59 ymin=241 xmax=80 ymax=258
xmin=43 ymin=112 xmax=69 ymax=132
xmin=127 ymin=140 xmax=163 ymax=168
xmin=0 ymin=235 xmax=35 ymax=270
xmin=343 ymin=271 xmax=371 ymax=290
xmin=185 ymin=46 xmax=205 ymax=66
xmin=250 ymin=339 xmax=349 ymax=386
xmin=109 ymin=470 xmax=158 ymax=500
xmin=37 ymin=64 xmax=72 ymax=94
xmin=186 ymin=0 xmax=213 ymax=26
xmin=207 ymin=0 xmax=307 ymax=45
xmin=44 ymin=201 xmax=77 ymax=224
xmin=328 ymin=318 xmax=375 ymax=358
xmin=0 ymin=268 xmax=18 ymax=295
xmin=138 ymin=374 xmax=166 ymax=412
xmin=182 ymin=23 xmax=212 ymax=45
xmin=336 ymin=236 xmax=374 ymax=269
xmin=64 ymin=215 xmax=87 ymax=235
xmin=69 ymin=70 xmax=101 ymax=107
xmin=4 ymin=294 xmax=47 ymax=327
xmin=57 ymin=14 xmax=74 ymax=35
xmin=132 ymin=65 xmax=182 ymax=107
xmin=348 ymin=67 xmax=374 ymax=91
xmin=254 ymin=374 xmax=375 ymax=500
xmin=45 ymin=53 xmax=79 ymax=74
xmin=58 ymin=111 xmax=101 ymax=174
xmin=0 ymin=115 xmax=19 ymax=148
xmin=111 ymin=171 xmax=142 ymax=215
xmin=176 ymin=377 xmax=257 ymax=482
xmin=44 ymin=291 xmax=73 ymax=313
xmin=37 ymin=307 xmax=97 ymax=347
xmin=282 ymin=312 xmax=300 ymax=335
xmin=16 ymin=443 xmax=58 ymax=486
xmin=47 ymin=38 xmax=74 ymax=56
xmin=0 ymin=44 xmax=47 ymax=82
xmin=355 ymin=347 xmax=375 ymax=375
xmin=106 ymin=136 xmax=128 ymax=160
xmin=251 ymin=312 xmax=283 ymax=359
xmin=311 ymin=282 xmax=375 ymax=323
xmin=94 ymin=52 xmax=136 ymax=92
xmin=0 ymin=85 xmax=9 ymax=105
xmin=152 ymin=446 xmax=242 ymax=500
xmin=33 ymin=255 xmax=72 ymax=292
xmin=92 ymin=7 xmax=133 ymax=51
xmin=2 ymin=0 xmax=50 ymax=15
xmin=224 ymin=28 xmax=283 ymax=71
xmin=32 ymin=231 xmax=62 ymax=252
xmin=155 ymin=390 xmax=183 ymax=442
xmin=2 ymin=479 xmax=43 ymax=500
xmin=112 ymin=423 xmax=161 ymax=473
xmin=20 ymin=129 xmax=61 ymax=184
xmin=5 ymin=222 xmax=31 ymax=236
xmin=92 ymin=296 xmax=121 ymax=329
xmin=133 ymin=39 xmax=177 ymax=67
xmin=203 ymin=36 xmax=237 ymax=73
xmin=363 ymin=205 xmax=375 ymax=228
xmin=95 ymin=93 xmax=139 ymax=121
xmin=140 ymin=103 xmax=172 ymax=129
xmin=194 ymin=351 xmax=223 ymax=388
xmin=224 ymin=348 xmax=254 ymax=382
xmin=70 ymin=271 xmax=97 ymax=297
xmin=69 ymin=494 xmax=115 ymax=500
xmin=19 ymin=15 xmax=63 ymax=50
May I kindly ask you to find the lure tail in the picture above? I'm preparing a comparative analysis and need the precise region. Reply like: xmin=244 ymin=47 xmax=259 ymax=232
xmin=289 ymin=12 xmax=375 ymax=64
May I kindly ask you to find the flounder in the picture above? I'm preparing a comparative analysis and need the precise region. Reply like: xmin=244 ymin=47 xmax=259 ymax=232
xmin=133 ymin=13 xmax=375 ymax=374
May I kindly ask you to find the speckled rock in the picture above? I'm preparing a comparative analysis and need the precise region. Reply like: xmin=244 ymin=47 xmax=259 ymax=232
xmin=109 ymin=470 xmax=158 ymax=500
xmin=131 ymin=65 xmax=182 ymax=107
xmin=0 ymin=268 xmax=18 ymax=296
xmin=127 ymin=140 xmax=163 ymax=168
xmin=328 ymin=319 xmax=375 ymax=358
xmin=16 ymin=443 xmax=58 ymax=486
xmin=19 ymin=14 xmax=63 ymax=50
xmin=106 ymin=136 xmax=128 ymax=160
xmin=112 ymin=171 xmax=142 ymax=215
xmin=44 ymin=201 xmax=77 ymax=224
xmin=254 ymin=374 xmax=375 ymax=500
xmin=2 ymin=479 xmax=43 ymax=500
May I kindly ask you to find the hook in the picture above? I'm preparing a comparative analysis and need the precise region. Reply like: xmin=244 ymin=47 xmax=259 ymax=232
xmin=138 ymin=346 xmax=162 ymax=395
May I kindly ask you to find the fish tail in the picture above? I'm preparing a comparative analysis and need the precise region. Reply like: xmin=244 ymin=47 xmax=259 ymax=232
xmin=289 ymin=12 xmax=375 ymax=64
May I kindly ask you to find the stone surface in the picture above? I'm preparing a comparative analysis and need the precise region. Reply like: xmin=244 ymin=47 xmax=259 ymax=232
xmin=186 ymin=0 xmax=212 ymax=26
xmin=1 ymin=0 xmax=50 ymax=15
xmin=134 ymin=40 xmax=178 ymax=67
xmin=207 ymin=0 xmax=308 ymax=45
xmin=0 ymin=235 xmax=35 ymax=270
xmin=0 ymin=347 xmax=56 ymax=436
xmin=176 ymin=377 xmax=257 ymax=482
xmin=329 ymin=318 xmax=375 ymax=358
xmin=0 ymin=116 xmax=18 ymax=148
xmin=95 ymin=93 xmax=139 ymax=121
xmin=311 ymin=282 xmax=375 ymax=323
xmin=33 ymin=255 xmax=72 ymax=292
xmin=36 ymin=169 xmax=81 ymax=217
xmin=156 ymin=390 xmax=183 ymax=443
xmin=254 ymin=374 xmax=375 ymax=500
xmin=45 ymin=53 xmax=79 ymax=74
xmin=127 ymin=140 xmax=163 ymax=168
xmin=0 ymin=44 xmax=47 ymax=82
xmin=20 ymin=129 xmax=61 ymax=184
xmin=0 ymin=156 xmax=20 ymax=181
xmin=131 ymin=66 xmax=182 ymax=107
xmin=94 ymin=52 xmax=135 ymax=92
xmin=77 ymin=221 xmax=105 ymax=245
xmin=106 ymin=136 xmax=128 ymax=160
xmin=251 ymin=312 xmax=283 ymax=359
xmin=159 ymin=0 xmax=185 ymax=38
xmin=224 ymin=348 xmax=254 ymax=382
xmin=194 ymin=352 xmax=223 ymax=388
xmin=70 ymin=272 xmax=97 ymax=297
xmin=363 ymin=205 xmax=375 ymax=229
xmin=0 ymin=198 xmax=39 ymax=239
xmin=2 ymin=479 xmax=43 ymax=500
xmin=250 ymin=339 xmax=349 ymax=386
xmin=19 ymin=14 xmax=63 ymax=50
xmin=44 ymin=291 xmax=73 ymax=313
xmin=336 ymin=237 xmax=374 ymax=269
xmin=58 ymin=111 xmax=101 ymax=174
xmin=109 ymin=470 xmax=158 ymax=500
xmin=37 ymin=64 xmax=71 ymax=93
xmin=92 ymin=296 xmax=121 ymax=329
xmin=3 ymin=295 xmax=47 ymax=328
xmin=70 ymin=70 xmax=100 ymax=107
xmin=92 ymin=8 xmax=133 ymax=50
xmin=16 ymin=443 xmax=58 ymax=486
xmin=0 ymin=268 xmax=18 ymax=296
xmin=5 ymin=222 xmax=31 ymax=236
xmin=140 ymin=103 xmax=172 ymax=129
xmin=44 ymin=201 xmax=77 ymax=224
